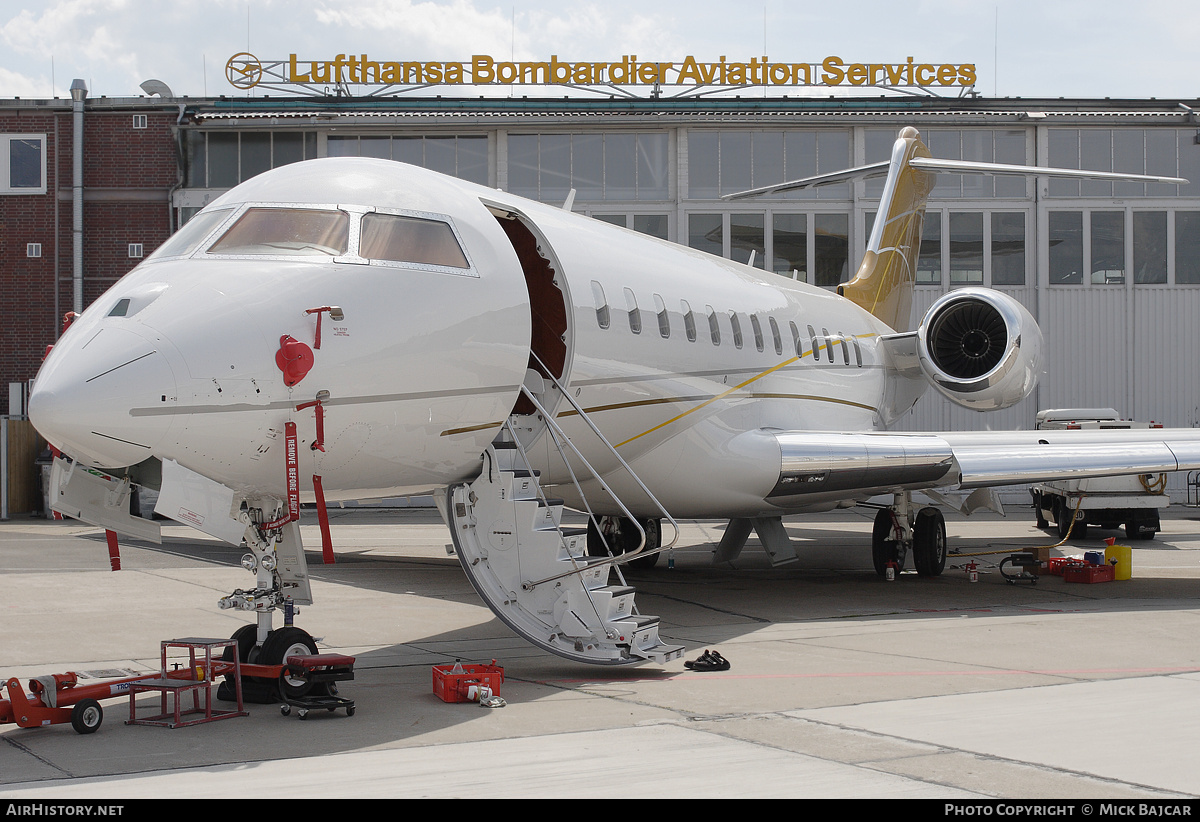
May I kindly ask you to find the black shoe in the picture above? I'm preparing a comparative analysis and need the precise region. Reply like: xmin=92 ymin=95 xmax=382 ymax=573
xmin=684 ymin=649 xmax=714 ymax=670
xmin=691 ymin=650 xmax=730 ymax=672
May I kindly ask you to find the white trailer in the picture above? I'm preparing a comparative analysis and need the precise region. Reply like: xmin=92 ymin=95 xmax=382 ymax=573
xmin=1030 ymin=408 xmax=1168 ymax=541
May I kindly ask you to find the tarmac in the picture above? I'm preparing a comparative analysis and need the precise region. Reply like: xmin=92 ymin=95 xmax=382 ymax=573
xmin=2 ymin=501 xmax=1200 ymax=799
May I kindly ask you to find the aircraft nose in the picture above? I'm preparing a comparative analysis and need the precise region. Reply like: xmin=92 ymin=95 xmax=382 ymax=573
xmin=30 ymin=326 xmax=177 ymax=469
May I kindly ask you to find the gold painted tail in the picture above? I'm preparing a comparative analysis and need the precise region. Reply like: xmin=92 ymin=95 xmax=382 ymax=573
xmin=838 ymin=127 xmax=935 ymax=332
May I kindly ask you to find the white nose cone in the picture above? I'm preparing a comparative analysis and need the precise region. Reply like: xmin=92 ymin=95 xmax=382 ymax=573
xmin=30 ymin=327 xmax=177 ymax=469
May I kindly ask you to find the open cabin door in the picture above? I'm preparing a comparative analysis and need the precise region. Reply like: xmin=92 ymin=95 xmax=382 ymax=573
xmin=486 ymin=204 xmax=573 ymax=449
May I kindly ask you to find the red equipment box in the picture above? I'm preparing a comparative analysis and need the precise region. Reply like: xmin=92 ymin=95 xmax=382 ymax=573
xmin=1045 ymin=558 xmax=1087 ymax=576
xmin=432 ymin=660 xmax=504 ymax=703
xmin=1063 ymin=564 xmax=1115 ymax=584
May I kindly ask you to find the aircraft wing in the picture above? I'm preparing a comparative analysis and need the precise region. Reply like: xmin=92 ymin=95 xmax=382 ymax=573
xmin=769 ymin=428 xmax=1200 ymax=500
xmin=937 ymin=428 xmax=1200 ymax=489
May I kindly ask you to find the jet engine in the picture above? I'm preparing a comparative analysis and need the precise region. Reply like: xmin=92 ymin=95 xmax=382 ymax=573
xmin=915 ymin=288 xmax=1043 ymax=411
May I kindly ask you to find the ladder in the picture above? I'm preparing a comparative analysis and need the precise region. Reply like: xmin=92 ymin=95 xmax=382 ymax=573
xmin=445 ymin=386 xmax=684 ymax=665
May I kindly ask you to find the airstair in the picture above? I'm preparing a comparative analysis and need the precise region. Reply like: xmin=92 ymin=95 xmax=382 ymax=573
xmin=446 ymin=383 xmax=685 ymax=665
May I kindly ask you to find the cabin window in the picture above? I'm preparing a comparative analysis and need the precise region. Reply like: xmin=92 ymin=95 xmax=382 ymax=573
xmin=852 ymin=337 xmax=864 ymax=367
xmin=789 ymin=321 xmax=801 ymax=356
xmin=624 ymin=287 xmax=642 ymax=334
xmin=807 ymin=324 xmax=819 ymax=359
xmin=706 ymin=305 xmax=721 ymax=345
xmin=360 ymin=213 xmax=470 ymax=268
xmin=681 ymin=300 xmax=697 ymax=342
xmin=769 ymin=316 xmax=783 ymax=356
xmin=821 ymin=327 xmax=834 ymax=362
xmin=654 ymin=293 xmax=670 ymax=338
xmin=834 ymin=333 xmax=850 ymax=365
xmin=209 ymin=208 xmax=349 ymax=257
xmin=591 ymin=281 xmax=610 ymax=329
xmin=730 ymin=312 xmax=743 ymax=349
xmin=749 ymin=313 xmax=764 ymax=352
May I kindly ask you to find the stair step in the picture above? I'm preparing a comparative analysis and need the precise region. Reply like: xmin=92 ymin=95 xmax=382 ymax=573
xmin=448 ymin=442 xmax=683 ymax=667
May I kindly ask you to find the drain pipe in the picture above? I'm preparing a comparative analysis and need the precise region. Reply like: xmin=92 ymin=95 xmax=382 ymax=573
xmin=69 ymin=79 xmax=86 ymax=315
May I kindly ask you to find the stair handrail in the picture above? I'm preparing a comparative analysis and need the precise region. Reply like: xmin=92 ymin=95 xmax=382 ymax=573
xmin=514 ymin=385 xmax=679 ymax=590
xmin=503 ymin=414 xmax=629 ymax=588
xmin=527 ymin=353 xmax=680 ymax=550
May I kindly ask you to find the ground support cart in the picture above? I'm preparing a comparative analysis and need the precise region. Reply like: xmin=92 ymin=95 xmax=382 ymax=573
xmin=1031 ymin=409 xmax=1169 ymax=541
xmin=278 ymin=653 xmax=356 ymax=719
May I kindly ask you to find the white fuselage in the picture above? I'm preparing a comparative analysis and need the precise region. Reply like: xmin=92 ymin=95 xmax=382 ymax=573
xmin=30 ymin=158 xmax=912 ymax=521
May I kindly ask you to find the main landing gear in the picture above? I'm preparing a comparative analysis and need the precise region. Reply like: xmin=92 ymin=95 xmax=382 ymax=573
xmin=587 ymin=515 xmax=661 ymax=569
xmin=869 ymin=492 xmax=947 ymax=579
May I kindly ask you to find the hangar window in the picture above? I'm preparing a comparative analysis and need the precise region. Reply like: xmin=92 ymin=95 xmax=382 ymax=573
xmin=772 ymin=214 xmax=806 ymax=278
xmin=1176 ymin=212 xmax=1200 ymax=284
xmin=360 ymin=213 xmax=469 ymax=269
xmin=814 ymin=214 xmax=849 ymax=287
xmin=1047 ymin=128 xmax=1184 ymax=198
xmin=187 ymin=131 xmax=318 ymax=188
xmin=328 ymin=135 xmax=488 ymax=186
xmin=508 ymin=132 xmax=668 ymax=202
xmin=208 ymin=208 xmax=349 ymax=257
xmin=1 ymin=134 xmax=46 ymax=194
xmin=688 ymin=129 xmax=851 ymax=200
xmin=731 ymin=214 xmax=766 ymax=269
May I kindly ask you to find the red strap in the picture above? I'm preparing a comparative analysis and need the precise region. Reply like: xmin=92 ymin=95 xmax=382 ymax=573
xmin=313 ymin=475 xmax=335 ymax=564
xmin=105 ymin=530 xmax=121 ymax=571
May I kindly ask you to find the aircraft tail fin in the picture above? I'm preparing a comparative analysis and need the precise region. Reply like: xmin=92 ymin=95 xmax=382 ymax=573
xmin=837 ymin=127 xmax=933 ymax=332
xmin=723 ymin=127 xmax=934 ymax=332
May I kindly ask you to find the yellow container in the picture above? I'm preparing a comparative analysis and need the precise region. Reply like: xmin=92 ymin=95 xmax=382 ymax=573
xmin=1106 ymin=544 xmax=1133 ymax=580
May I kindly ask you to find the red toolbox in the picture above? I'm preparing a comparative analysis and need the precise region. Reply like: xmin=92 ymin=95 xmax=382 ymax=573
xmin=432 ymin=660 xmax=504 ymax=703
xmin=1045 ymin=558 xmax=1086 ymax=576
xmin=1063 ymin=563 xmax=1115 ymax=584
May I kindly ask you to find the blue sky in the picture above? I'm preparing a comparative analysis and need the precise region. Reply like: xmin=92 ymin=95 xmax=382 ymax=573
xmin=1 ymin=0 xmax=1197 ymax=100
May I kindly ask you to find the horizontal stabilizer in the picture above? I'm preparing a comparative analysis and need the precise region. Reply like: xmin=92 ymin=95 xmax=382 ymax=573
xmin=722 ymin=161 xmax=890 ymax=200
xmin=908 ymin=156 xmax=1187 ymax=185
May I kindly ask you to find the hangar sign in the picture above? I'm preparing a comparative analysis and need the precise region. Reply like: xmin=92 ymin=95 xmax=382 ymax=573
xmin=225 ymin=52 xmax=977 ymax=95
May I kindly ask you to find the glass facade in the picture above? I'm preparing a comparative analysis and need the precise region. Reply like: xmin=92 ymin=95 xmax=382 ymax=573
xmin=175 ymin=121 xmax=1200 ymax=288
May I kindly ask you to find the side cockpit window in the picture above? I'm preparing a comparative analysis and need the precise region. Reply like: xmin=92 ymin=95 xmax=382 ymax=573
xmin=147 ymin=207 xmax=234 ymax=261
xmin=360 ymin=213 xmax=469 ymax=269
xmin=208 ymin=208 xmax=350 ymax=257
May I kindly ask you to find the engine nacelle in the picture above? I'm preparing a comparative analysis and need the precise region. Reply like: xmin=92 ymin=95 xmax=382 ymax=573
xmin=915 ymin=288 xmax=1043 ymax=411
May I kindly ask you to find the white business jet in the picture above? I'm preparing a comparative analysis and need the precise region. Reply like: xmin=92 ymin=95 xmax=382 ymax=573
xmin=29 ymin=127 xmax=1200 ymax=670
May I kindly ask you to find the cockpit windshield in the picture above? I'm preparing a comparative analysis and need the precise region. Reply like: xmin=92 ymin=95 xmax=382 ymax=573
xmin=208 ymin=208 xmax=350 ymax=257
xmin=359 ymin=213 xmax=469 ymax=269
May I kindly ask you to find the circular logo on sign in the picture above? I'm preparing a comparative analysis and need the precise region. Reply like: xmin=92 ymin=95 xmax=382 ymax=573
xmin=226 ymin=53 xmax=262 ymax=89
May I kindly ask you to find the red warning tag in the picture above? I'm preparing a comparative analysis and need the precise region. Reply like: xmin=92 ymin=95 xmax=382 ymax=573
xmin=285 ymin=421 xmax=300 ymax=521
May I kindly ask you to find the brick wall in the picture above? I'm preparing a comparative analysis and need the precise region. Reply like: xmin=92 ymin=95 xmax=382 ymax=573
xmin=0 ymin=104 xmax=177 ymax=415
